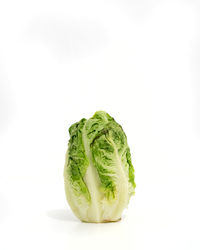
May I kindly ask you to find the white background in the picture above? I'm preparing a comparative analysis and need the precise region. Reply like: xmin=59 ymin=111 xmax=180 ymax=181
xmin=0 ymin=0 xmax=200 ymax=249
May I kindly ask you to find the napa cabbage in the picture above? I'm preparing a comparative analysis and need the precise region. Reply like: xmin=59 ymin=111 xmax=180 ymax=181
xmin=64 ymin=111 xmax=135 ymax=223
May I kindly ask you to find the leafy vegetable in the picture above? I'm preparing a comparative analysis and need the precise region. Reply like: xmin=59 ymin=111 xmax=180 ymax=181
xmin=64 ymin=111 xmax=136 ymax=223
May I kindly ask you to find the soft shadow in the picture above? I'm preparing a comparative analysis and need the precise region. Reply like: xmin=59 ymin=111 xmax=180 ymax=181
xmin=0 ymin=61 xmax=14 ymax=135
xmin=72 ymin=218 xmax=122 ymax=237
xmin=46 ymin=209 xmax=78 ymax=222
xmin=26 ymin=16 xmax=107 ymax=60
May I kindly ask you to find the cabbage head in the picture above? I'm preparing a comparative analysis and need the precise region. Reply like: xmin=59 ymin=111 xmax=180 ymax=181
xmin=64 ymin=111 xmax=136 ymax=223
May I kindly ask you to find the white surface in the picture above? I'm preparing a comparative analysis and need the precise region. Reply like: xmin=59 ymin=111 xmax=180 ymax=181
xmin=0 ymin=0 xmax=200 ymax=249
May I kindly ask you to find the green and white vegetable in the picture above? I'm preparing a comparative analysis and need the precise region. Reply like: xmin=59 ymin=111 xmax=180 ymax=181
xmin=64 ymin=111 xmax=136 ymax=223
